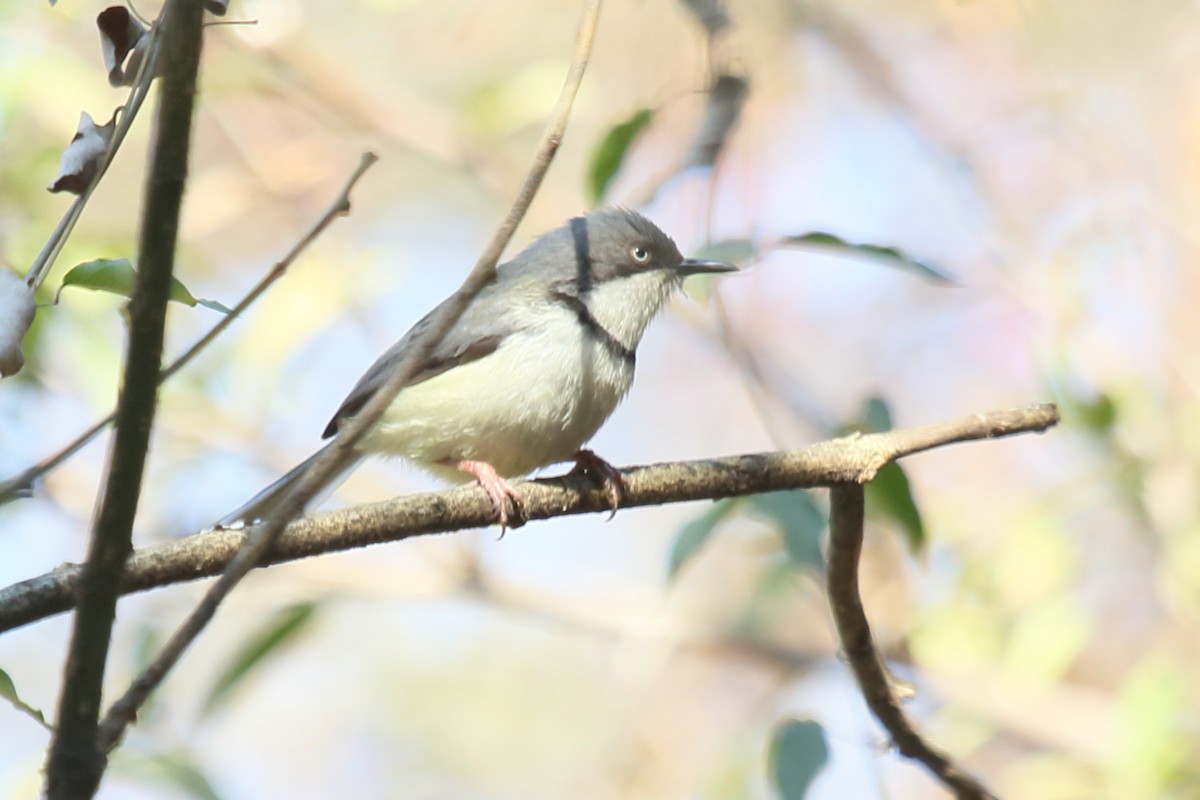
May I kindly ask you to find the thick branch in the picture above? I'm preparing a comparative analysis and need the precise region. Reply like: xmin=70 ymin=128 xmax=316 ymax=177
xmin=0 ymin=403 xmax=1058 ymax=636
xmin=44 ymin=3 xmax=204 ymax=798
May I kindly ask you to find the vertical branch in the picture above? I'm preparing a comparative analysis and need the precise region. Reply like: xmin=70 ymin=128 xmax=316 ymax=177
xmin=827 ymin=485 xmax=997 ymax=800
xmin=44 ymin=2 xmax=205 ymax=798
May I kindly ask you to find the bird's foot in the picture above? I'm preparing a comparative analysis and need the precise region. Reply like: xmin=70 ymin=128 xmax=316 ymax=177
xmin=569 ymin=449 xmax=624 ymax=519
xmin=442 ymin=458 xmax=525 ymax=532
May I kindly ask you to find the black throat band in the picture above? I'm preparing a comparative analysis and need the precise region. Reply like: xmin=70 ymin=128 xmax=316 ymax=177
xmin=550 ymin=291 xmax=636 ymax=368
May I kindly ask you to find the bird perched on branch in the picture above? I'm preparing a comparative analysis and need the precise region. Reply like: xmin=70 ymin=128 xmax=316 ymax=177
xmin=218 ymin=207 xmax=735 ymax=529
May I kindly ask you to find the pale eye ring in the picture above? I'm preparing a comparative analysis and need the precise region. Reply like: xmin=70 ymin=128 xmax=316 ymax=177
xmin=630 ymin=244 xmax=651 ymax=263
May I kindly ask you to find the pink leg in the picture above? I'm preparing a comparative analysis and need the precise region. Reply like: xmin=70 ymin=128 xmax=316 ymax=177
xmin=441 ymin=458 xmax=523 ymax=530
xmin=569 ymin=449 xmax=624 ymax=519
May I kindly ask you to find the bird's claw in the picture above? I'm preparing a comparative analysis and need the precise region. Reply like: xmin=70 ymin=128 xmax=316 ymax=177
xmin=570 ymin=449 xmax=624 ymax=519
xmin=482 ymin=475 xmax=525 ymax=535
xmin=443 ymin=458 xmax=525 ymax=534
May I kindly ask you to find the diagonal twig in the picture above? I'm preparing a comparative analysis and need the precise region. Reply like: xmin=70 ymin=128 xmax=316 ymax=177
xmin=0 ymin=151 xmax=379 ymax=504
xmin=93 ymin=0 xmax=605 ymax=754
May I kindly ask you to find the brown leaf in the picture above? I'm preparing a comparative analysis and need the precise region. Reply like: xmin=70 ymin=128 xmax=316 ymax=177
xmin=48 ymin=111 xmax=117 ymax=195
xmin=97 ymin=6 xmax=150 ymax=87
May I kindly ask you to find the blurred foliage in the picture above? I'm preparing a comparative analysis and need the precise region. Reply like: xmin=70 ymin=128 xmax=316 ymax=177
xmin=747 ymin=491 xmax=826 ymax=571
xmin=668 ymin=497 xmax=738 ymax=580
xmin=668 ymin=489 xmax=825 ymax=582
xmin=0 ymin=667 xmax=49 ymax=731
xmin=201 ymin=601 xmax=319 ymax=717
xmin=768 ymin=719 xmax=829 ymax=799
xmin=111 ymin=748 xmax=225 ymax=800
xmin=586 ymin=107 xmax=653 ymax=205
xmin=780 ymin=232 xmax=955 ymax=285
xmin=845 ymin=396 xmax=926 ymax=552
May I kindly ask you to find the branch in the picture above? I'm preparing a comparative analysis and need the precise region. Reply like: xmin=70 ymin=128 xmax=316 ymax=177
xmin=92 ymin=0 xmax=605 ymax=754
xmin=44 ymin=3 xmax=205 ymax=798
xmin=0 ymin=403 xmax=1058 ymax=637
xmin=828 ymin=487 xmax=996 ymax=800
xmin=0 ymin=151 xmax=379 ymax=504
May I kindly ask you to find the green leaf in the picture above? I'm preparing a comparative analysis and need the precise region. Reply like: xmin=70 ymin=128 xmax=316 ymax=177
xmin=586 ymin=108 xmax=653 ymax=205
xmin=0 ymin=667 xmax=50 ymax=731
xmin=860 ymin=396 xmax=893 ymax=433
xmin=1073 ymin=392 xmax=1116 ymax=433
xmin=768 ymin=718 xmax=829 ymax=799
xmin=201 ymin=602 xmax=318 ymax=717
xmin=58 ymin=257 xmax=228 ymax=312
xmin=668 ymin=499 xmax=739 ymax=580
xmin=749 ymin=491 xmax=825 ymax=571
xmin=59 ymin=257 xmax=136 ymax=297
xmin=842 ymin=397 xmax=925 ymax=553
xmin=196 ymin=298 xmax=233 ymax=315
xmin=867 ymin=462 xmax=925 ymax=553
xmin=781 ymin=232 xmax=955 ymax=285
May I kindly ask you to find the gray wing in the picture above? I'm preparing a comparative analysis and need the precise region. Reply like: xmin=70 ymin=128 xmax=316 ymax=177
xmin=321 ymin=287 xmax=521 ymax=439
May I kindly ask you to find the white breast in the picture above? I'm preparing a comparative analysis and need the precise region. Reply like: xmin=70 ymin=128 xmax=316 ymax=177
xmin=359 ymin=309 xmax=636 ymax=479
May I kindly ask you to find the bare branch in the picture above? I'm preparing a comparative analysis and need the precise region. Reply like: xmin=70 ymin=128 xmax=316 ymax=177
xmin=92 ymin=0 xmax=605 ymax=754
xmin=44 ymin=2 xmax=205 ymax=797
xmin=0 ymin=403 xmax=1058 ymax=638
xmin=827 ymin=487 xmax=997 ymax=800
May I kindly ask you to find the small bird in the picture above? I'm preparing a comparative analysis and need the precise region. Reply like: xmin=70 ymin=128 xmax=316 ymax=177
xmin=218 ymin=208 xmax=735 ymax=528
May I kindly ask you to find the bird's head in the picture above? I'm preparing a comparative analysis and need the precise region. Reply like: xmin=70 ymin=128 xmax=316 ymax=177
xmin=511 ymin=208 xmax=736 ymax=348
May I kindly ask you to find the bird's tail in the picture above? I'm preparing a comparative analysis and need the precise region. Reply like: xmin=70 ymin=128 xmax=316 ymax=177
xmin=214 ymin=443 xmax=365 ymax=528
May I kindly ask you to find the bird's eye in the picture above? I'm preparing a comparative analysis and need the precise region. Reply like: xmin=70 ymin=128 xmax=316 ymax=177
xmin=629 ymin=245 xmax=651 ymax=264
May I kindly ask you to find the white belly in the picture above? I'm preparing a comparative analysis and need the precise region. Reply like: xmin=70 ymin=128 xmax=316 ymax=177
xmin=358 ymin=324 xmax=635 ymax=479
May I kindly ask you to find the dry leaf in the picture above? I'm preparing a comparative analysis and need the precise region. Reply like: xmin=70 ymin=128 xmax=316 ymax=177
xmin=0 ymin=268 xmax=36 ymax=378
xmin=97 ymin=6 xmax=150 ymax=87
xmin=48 ymin=111 xmax=117 ymax=195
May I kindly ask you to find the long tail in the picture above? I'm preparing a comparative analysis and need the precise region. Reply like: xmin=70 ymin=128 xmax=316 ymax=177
xmin=215 ymin=443 xmax=365 ymax=528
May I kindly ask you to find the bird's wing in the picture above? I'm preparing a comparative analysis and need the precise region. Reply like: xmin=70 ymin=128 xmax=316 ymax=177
xmin=321 ymin=289 xmax=522 ymax=439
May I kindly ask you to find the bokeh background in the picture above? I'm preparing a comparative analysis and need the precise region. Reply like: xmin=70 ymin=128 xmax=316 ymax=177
xmin=2 ymin=0 xmax=1199 ymax=797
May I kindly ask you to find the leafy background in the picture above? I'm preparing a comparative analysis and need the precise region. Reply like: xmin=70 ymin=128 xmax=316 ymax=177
xmin=2 ymin=0 xmax=1198 ymax=798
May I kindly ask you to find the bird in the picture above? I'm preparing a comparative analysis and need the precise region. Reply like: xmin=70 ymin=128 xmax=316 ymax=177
xmin=217 ymin=207 xmax=736 ymax=529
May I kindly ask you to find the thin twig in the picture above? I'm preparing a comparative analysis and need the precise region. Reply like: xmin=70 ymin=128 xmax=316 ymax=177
xmin=0 ymin=403 xmax=1059 ymax=636
xmin=0 ymin=152 xmax=379 ymax=504
xmin=827 ymin=485 xmax=997 ymax=800
xmin=44 ymin=3 xmax=204 ymax=798
xmin=93 ymin=0 xmax=605 ymax=753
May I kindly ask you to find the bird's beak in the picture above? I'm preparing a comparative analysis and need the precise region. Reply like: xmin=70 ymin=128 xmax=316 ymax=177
xmin=677 ymin=258 xmax=738 ymax=276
